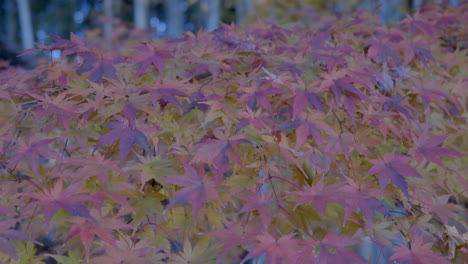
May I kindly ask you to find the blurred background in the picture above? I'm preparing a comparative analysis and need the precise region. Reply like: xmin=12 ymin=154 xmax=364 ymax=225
xmin=0 ymin=0 xmax=462 ymax=63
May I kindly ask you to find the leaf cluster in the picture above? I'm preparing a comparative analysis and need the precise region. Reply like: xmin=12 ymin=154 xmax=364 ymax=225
xmin=0 ymin=3 xmax=467 ymax=264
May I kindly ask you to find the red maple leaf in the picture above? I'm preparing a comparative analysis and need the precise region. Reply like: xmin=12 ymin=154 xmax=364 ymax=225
xmin=90 ymin=236 xmax=161 ymax=264
xmin=27 ymin=92 xmax=77 ymax=134
xmin=365 ymin=32 xmax=402 ymax=64
xmin=63 ymin=152 xmax=122 ymax=189
xmin=7 ymin=137 xmax=61 ymax=178
xmin=409 ymin=78 xmax=455 ymax=114
xmin=67 ymin=214 xmax=132 ymax=262
xmin=401 ymin=38 xmax=434 ymax=67
xmin=191 ymin=126 xmax=249 ymax=183
xmin=0 ymin=219 xmax=42 ymax=261
xmin=339 ymin=176 xmax=386 ymax=227
xmin=400 ymin=11 xmax=440 ymax=39
xmin=236 ymin=106 xmax=277 ymax=133
xmin=409 ymin=132 xmax=460 ymax=167
xmin=367 ymin=152 xmax=422 ymax=196
xmin=95 ymin=103 xmax=150 ymax=162
xmin=238 ymin=191 xmax=276 ymax=228
xmin=0 ymin=205 xmax=15 ymax=215
xmin=382 ymin=95 xmax=416 ymax=120
xmin=140 ymin=81 xmax=188 ymax=111
xmin=134 ymin=41 xmax=173 ymax=77
xmin=316 ymin=233 xmax=367 ymax=264
xmin=319 ymin=67 xmax=368 ymax=118
xmin=241 ymin=232 xmax=299 ymax=264
xmin=159 ymin=162 xmax=220 ymax=221
xmin=237 ymin=79 xmax=284 ymax=114
xmin=294 ymin=112 xmax=335 ymax=149
xmin=325 ymin=131 xmax=361 ymax=161
xmin=76 ymin=48 xmax=125 ymax=82
xmin=213 ymin=220 xmax=261 ymax=261
xmin=283 ymin=78 xmax=325 ymax=119
xmin=18 ymin=32 xmax=82 ymax=57
xmin=390 ymin=234 xmax=450 ymax=264
xmin=423 ymin=194 xmax=460 ymax=225
xmin=292 ymin=180 xmax=347 ymax=215
xmin=21 ymin=179 xmax=95 ymax=227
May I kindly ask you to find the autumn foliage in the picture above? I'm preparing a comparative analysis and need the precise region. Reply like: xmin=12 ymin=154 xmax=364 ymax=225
xmin=0 ymin=3 xmax=467 ymax=264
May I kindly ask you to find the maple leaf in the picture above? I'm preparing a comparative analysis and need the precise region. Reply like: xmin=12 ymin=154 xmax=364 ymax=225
xmin=76 ymin=48 xmax=125 ymax=82
xmin=283 ymin=78 xmax=325 ymax=119
xmin=424 ymin=194 xmax=460 ymax=225
xmin=241 ymin=232 xmax=299 ymax=264
xmin=294 ymin=112 xmax=335 ymax=149
xmin=90 ymin=235 xmax=162 ymax=264
xmin=18 ymin=32 xmax=81 ymax=57
xmin=191 ymin=126 xmax=249 ymax=183
xmin=0 ymin=219 xmax=42 ymax=261
xmin=63 ymin=152 xmax=121 ymax=189
xmin=409 ymin=132 xmax=460 ymax=167
xmin=382 ymin=95 xmax=416 ymax=120
xmin=27 ymin=91 xmax=78 ymax=134
xmin=367 ymin=152 xmax=422 ymax=196
xmin=134 ymin=41 xmax=173 ymax=77
xmin=95 ymin=110 xmax=150 ymax=163
xmin=213 ymin=220 xmax=261 ymax=261
xmin=339 ymin=177 xmax=386 ymax=227
xmin=21 ymin=179 xmax=95 ymax=227
xmin=292 ymin=180 xmax=347 ymax=215
xmin=168 ymin=234 xmax=219 ymax=264
xmin=140 ymin=82 xmax=188 ymax=111
xmin=92 ymin=189 xmax=135 ymax=216
xmin=313 ymin=44 xmax=351 ymax=72
xmin=124 ymin=153 xmax=178 ymax=188
xmin=7 ymin=137 xmax=61 ymax=178
xmin=159 ymin=162 xmax=221 ymax=221
xmin=400 ymin=11 xmax=440 ymax=39
xmin=181 ymin=91 xmax=219 ymax=114
xmin=324 ymin=131 xmax=361 ymax=161
xmin=238 ymin=191 xmax=276 ymax=228
xmin=237 ymin=79 xmax=284 ymax=113
xmin=369 ymin=221 xmax=401 ymax=250
xmin=127 ymin=184 xmax=165 ymax=226
xmin=316 ymin=233 xmax=367 ymax=264
xmin=390 ymin=235 xmax=450 ymax=264
xmin=365 ymin=32 xmax=402 ymax=64
xmin=408 ymin=78 xmax=457 ymax=115
xmin=66 ymin=214 xmax=132 ymax=262
xmin=44 ymin=250 xmax=82 ymax=264
xmin=319 ymin=67 xmax=368 ymax=118
xmin=304 ymin=150 xmax=332 ymax=175
xmin=444 ymin=225 xmax=468 ymax=260
xmin=236 ymin=106 xmax=277 ymax=133
xmin=401 ymin=38 xmax=435 ymax=67
xmin=0 ymin=205 xmax=15 ymax=215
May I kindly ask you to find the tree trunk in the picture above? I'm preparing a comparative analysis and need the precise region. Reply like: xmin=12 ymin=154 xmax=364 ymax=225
xmin=103 ymin=0 xmax=114 ymax=38
xmin=5 ymin=0 xmax=17 ymax=48
xmin=203 ymin=0 xmax=220 ymax=31
xmin=16 ymin=0 xmax=34 ymax=50
xmin=378 ymin=0 xmax=405 ymax=22
xmin=166 ymin=0 xmax=184 ymax=37
xmin=134 ymin=0 xmax=149 ymax=29
xmin=235 ymin=0 xmax=253 ymax=24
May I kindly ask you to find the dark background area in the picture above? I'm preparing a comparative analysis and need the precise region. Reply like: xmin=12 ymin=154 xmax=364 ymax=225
xmin=0 ymin=0 xmax=462 ymax=67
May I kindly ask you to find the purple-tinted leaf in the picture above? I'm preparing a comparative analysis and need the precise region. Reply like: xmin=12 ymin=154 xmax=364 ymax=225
xmin=383 ymin=95 xmax=416 ymax=120
xmin=97 ymin=117 xmax=150 ymax=162
xmin=274 ymin=120 xmax=302 ymax=131
xmin=368 ymin=152 xmax=422 ymax=196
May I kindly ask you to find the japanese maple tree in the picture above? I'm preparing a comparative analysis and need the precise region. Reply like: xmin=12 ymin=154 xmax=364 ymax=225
xmin=0 ymin=2 xmax=466 ymax=264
